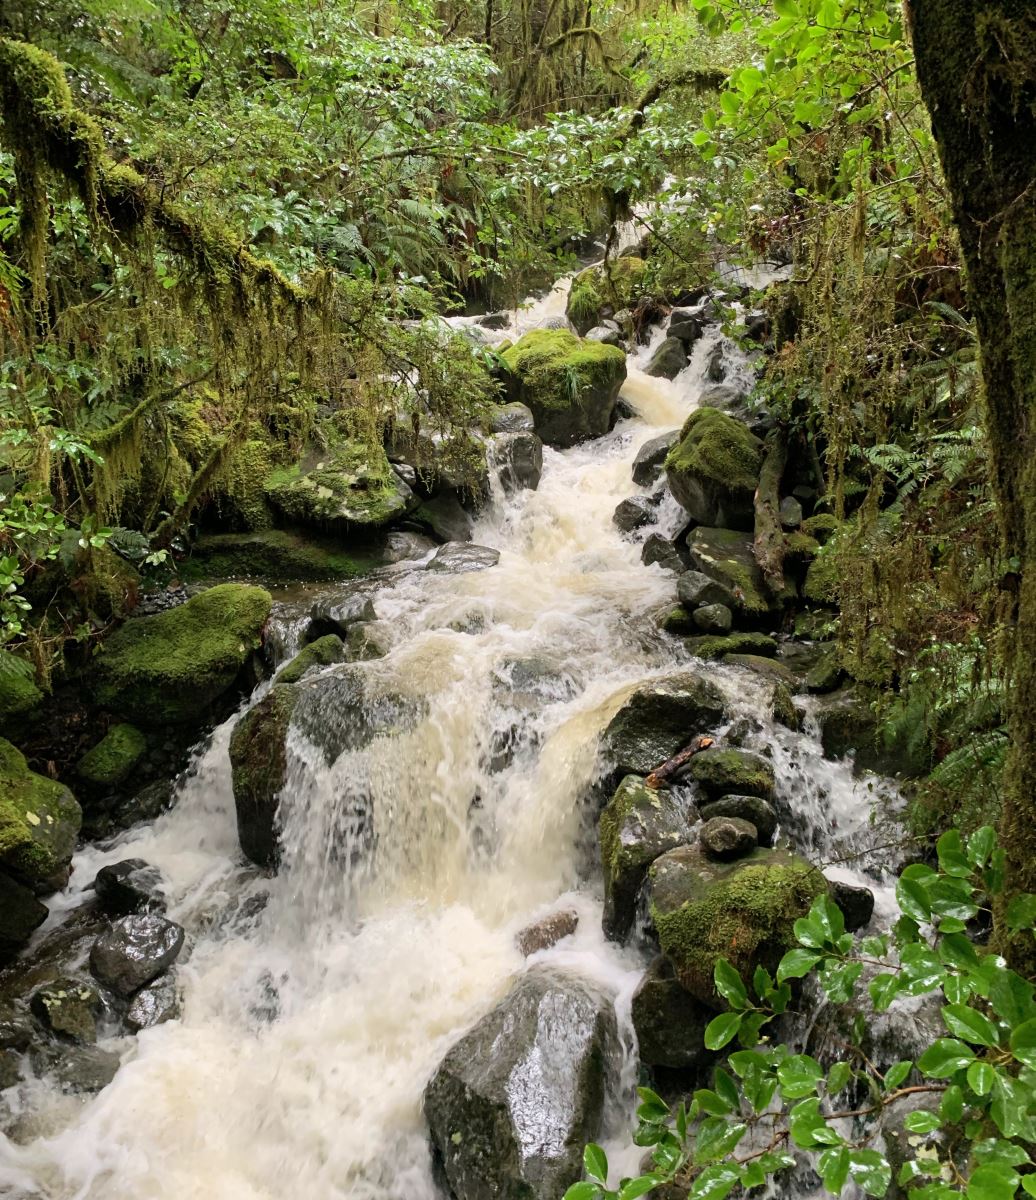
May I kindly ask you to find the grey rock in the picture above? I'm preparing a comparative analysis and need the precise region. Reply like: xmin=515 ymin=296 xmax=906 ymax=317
xmin=699 ymin=795 xmax=778 ymax=846
xmin=478 ymin=311 xmax=512 ymax=331
xmin=424 ymin=967 xmax=619 ymax=1200
xmin=612 ymin=497 xmax=656 ymax=534
xmin=831 ymin=880 xmax=876 ymax=932
xmin=668 ymin=317 xmax=703 ymax=346
xmin=631 ymin=957 xmax=712 ymax=1070
xmin=632 ymin=431 xmax=679 ymax=487
xmin=412 ymin=491 xmax=474 ymax=543
xmin=126 ymin=973 xmax=181 ymax=1031
xmin=111 ymin=780 xmax=174 ymax=831
xmin=0 ymin=871 xmax=48 ymax=965
xmin=491 ymin=432 xmax=544 ymax=494
xmin=94 ymin=859 xmax=166 ymax=916
xmin=685 ymin=747 xmax=776 ymax=801
xmin=699 ymin=816 xmax=758 ymax=862
xmin=428 ymin=543 xmax=500 ymax=574
xmin=645 ymin=337 xmax=689 ymax=380
xmin=30 ymin=978 xmax=101 ymax=1043
xmin=705 ymin=343 xmax=727 ymax=382
xmin=677 ymin=570 xmax=735 ymax=610
xmin=309 ymin=588 xmax=377 ymax=640
xmin=641 ymin=534 xmax=684 ymax=573
xmin=392 ymin=462 xmax=419 ymax=489
xmin=489 ymin=402 xmax=536 ymax=435
xmin=779 ymin=496 xmax=803 ymax=528
xmin=31 ymin=1043 xmax=119 ymax=1094
xmin=382 ymin=531 xmax=437 ymax=564
xmin=692 ymin=603 xmax=733 ymax=634
xmin=585 ymin=325 xmax=624 ymax=347
xmin=89 ymin=915 xmax=185 ymax=997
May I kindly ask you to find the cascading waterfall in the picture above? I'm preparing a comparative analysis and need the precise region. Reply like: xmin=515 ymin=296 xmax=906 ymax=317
xmin=0 ymin=275 xmax=895 ymax=1200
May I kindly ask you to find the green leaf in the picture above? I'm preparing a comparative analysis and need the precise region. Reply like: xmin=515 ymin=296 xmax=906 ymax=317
xmin=904 ymin=1111 xmax=942 ymax=1134
xmin=818 ymin=1145 xmax=850 ymax=1193
xmin=778 ymin=948 xmax=822 ymax=982
xmin=918 ymin=1039 xmax=976 ymax=1077
xmin=943 ymin=1004 xmax=1000 ymax=1047
xmin=885 ymin=1060 xmax=913 ymax=1089
xmin=694 ymin=1119 xmax=746 ymax=1165
xmin=1006 ymin=894 xmax=1036 ymax=932
xmin=705 ymin=1012 xmax=743 ymax=1051
xmin=773 ymin=0 xmax=799 ymax=16
xmin=870 ymin=973 xmax=901 ymax=1011
xmin=690 ymin=1163 xmax=740 ymax=1200
xmin=713 ymin=1067 xmax=741 ymax=1112
xmin=715 ymin=960 xmax=749 ymax=1009
xmin=967 ymin=1062 xmax=996 ymax=1096
xmin=848 ymin=1150 xmax=892 ymax=1197
xmin=987 ymin=967 xmax=1036 ymax=1027
xmin=827 ymin=1062 xmax=852 ymax=1094
xmin=967 ymin=1163 xmax=1020 ymax=1200
xmin=564 ymin=1185 xmax=601 ymax=1200
xmin=619 ymin=1177 xmax=661 ymax=1200
xmin=585 ymin=1144 xmax=608 ymax=1184
xmin=940 ymin=1084 xmax=965 ymax=1124
xmin=1009 ymin=1018 xmax=1036 ymax=1068
xmin=968 ymin=827 xmax=996 ymax=868
xmin=777 ymin=1054 xmax=824 ymax=1100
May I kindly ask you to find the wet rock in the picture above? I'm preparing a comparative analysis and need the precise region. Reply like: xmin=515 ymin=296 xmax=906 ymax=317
xmin=830 ymin=879 xmax=876 ymax=932
xmin=126 ymin=973 xmax=181 ymax=1031
xmin=692 ymin=603 xmax=732 ymax=634
xmin=598 ymin=671 xmax=726 ymax=783
xmin=677 ymin=570 xmax=735 ymax=610
xmin=0 ymin=1048 xmax=22 ymax=1089
xmin=566 ymin=257 xmax=647 ymax=334
xmin=699 ymin=816 xmax=758 ymax=862
xmin=666 ymin=410 xmax=762 ymax=531
xmin=804 ymin=647 xmax=845 ymax=695
xmin=89 ymin=914 xmax=185 ymax=997
xmin=30 ymin=978 xmax=101 ymax=1043
xmin=683 ymin=632 xmax=779 ymax=660
xmin=615 ymin=396 xmax=637 ymax=421
xmin=685 ymin=527 xmax=778 ymax=618
xmin=31 ymin=1043 xmax=120 ymax=1094
xmin=742 ymin=310 xmax=770 ymax=342
xmin=813 ymin=687 xmax=932 ymax=777
xmin=699 ymin=795 xmax=778 ymax=846
xmin=424 ymin=966 xmax=619 ymax=1200
xmin=667 ymin=317 xmax=704 ymax=347
xmin=308 ymin=589 xmax=378 ymax=640
xmin=0 ymin=738 xmax=81 ymax=891
xmin=478 ymin=311 xmax=512 ymax=331
xmin=383 ymin=531 xmax=437 ymax=563
xmin=632 ymin=431 xmax=679 ymax=487
xmin=94 ymin=859 xmax=166 ymax=916
xmin=111 ymin=780 xmax=174 ymax=831
xmin=0 ymin=870 xmax=48 ymax=964
xmin=697 ymin=383 xmax=752 ymax=420
xmin=489 ymin=402 xmax=536 ymax=435
xmin=500 ymin=330 xmax=627 ymax=448
xmin=642 ymin=534 xmax=685 ymax=573
xmin=344 ymin=622 xmax=391 ymax=661
xmin=659 ymin=606 xmax=695 ymax=636
xmin=491 ymin=431 xmax=544 ymax=493
xmin=410 ymin=491 xmax=474 ymax=543
xmin=647 ymin=845 xmax=827 ymax=1007
xmin=631 ymin=957 xmax=712 ymax=1070
xmin=685 ymin=747 xmax=775 ymax=801
xmin=77 ymin=724 xmax=147 ymax=788
xmin=585 ymin=324 xmax=623 ymax=347
xmin=89 ymin=583 xmax=272 ymax=726
xmin=392 ymin=462 xmax=419 ymax=489
xmin=600 ymin=776 xmax=696 ymax=940
xmin=428 ymin=543 xmax=500 ymax=574
xmin=613 ymin=497 xmax=655 ymax=534
xmin=229 ymin=685 xmax=299 ymax=869
xmin=275 ymin=634 xmax=346 ymax=685
xmin=705 ymin=343 xmax=727 ymax=382
xmin=723 ymin=654 xmax=798 ymax=686
xmin=645 ymin=337 xmax=688 ymax=380
xmin=779 ymin=496 xmax=803 ymax=528
xmin=516 ymin=910 xmax=580 ymax=957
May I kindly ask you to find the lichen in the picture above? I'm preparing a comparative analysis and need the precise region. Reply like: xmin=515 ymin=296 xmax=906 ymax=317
xmin=0 ymin=737 xmax=81 ymax=884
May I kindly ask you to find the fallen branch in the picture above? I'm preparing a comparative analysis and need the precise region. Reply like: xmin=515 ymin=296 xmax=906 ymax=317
xmin=646 ymin=735 xmax=715 ymax=789
xmin=754 ymin=426 xmax=789 ymax=596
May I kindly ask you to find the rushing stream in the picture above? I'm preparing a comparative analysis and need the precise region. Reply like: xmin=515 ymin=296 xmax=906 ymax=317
xmin=0 ymin=274 xmax=898 ymax=1200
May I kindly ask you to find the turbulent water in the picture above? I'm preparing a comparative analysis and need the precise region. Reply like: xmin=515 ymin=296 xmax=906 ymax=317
xmin=0 ymin=277 xmax=896 ymax=1200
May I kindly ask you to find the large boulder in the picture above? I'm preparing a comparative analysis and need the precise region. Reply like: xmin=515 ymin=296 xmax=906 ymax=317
xmin=566 ymin=256 xmax=647 ymax=335
xmin=266 ymin=439 xmax=416 ymax=533
xmin=598 ymin=671 xmax=726 ymax=784
xmin=184 ymin=529 xmax=395 ymax=583
xmin=685 ymin=527 xmax=776 ymax=619
xmin=90 ymin=583 xmax=272 ymax=725
xmin=424 ymin=967 xmax=620 ymax=1200
xmin=632 ymin=431 xmax=679 ymax=487
xmin=0 ymin=870 xmax=48 ymax=964
xmin=275 ymin=634 xmax=346 ymax=685
xmin=600 ymin=776 xmax=695 ymax=940
xmin=490 ymin=431 xmax=544 ymax=494
xmin=812 ymin=687 xmax=932 ymax=777
xmin=0 ymin=651 xmax=43 ymax=733
xmin=0 ymin=738 xmax=81 ymax=888
xmin=77 ymin=724 xmax=147 ymax=788
xmin=647 ymin=845 xmax=827 ymax=1007
xmin=665 ymin=409 xmax=762 ymax=530
xmin=645 ymin=337 xmax=689 ymax=380
xmin=631 ymin=957 xmax=712 ymax=1070
xmin=684 ymin=747 xmax=776 ymax=801
xmin=89 ymin=914 xmax=185 ymax=997
xmin=500 ymin=330 xmax=627 ymax=448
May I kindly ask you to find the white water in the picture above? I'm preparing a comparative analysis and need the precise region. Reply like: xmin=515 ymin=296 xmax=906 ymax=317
xmin=0 ymin=278 xmax=894 ymax=1200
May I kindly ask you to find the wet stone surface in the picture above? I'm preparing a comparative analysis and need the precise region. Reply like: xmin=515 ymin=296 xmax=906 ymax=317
xmin=89 ymin=914 xmax=185 ymax=998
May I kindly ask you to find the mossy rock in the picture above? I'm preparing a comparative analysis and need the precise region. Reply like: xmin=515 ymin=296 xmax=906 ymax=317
xmin=183 ymin=530 xmax=389 ymax=583
xmin=0 ymin=653 xmax=43 ymax=731
xmin=80 ymin=546 xmax=141 ymax=621
xmin=77 ymin=724 xmax=147 ymax=787
xmin=685 ymin=527 xmax=775 ymax=617
xmin=566 ymin=256 xmax=648 ymax=335
xmin=600 ymin=775 xmax=695 ymax=941
xmin=783 ymin=531 xmax=820 ymax=564
xmin=0 ymin=738 xmax=81 ymax=887
xmin=648 ymin=845 xmax=827 ymax=1006
xmin=659 ymin=606 xmax=696 ymax=636
xmin=723 ymin=654 xmax=798 ymax=687
xmin=500 ymin=329 xmax=627 ymax=448
xmin=275 ymin=635 xmax=345 ymax=685
xmin=685 ymin=747 xmax=776 ymax=801
xmin=631 ymin=957 xmax=713 ymax=1070
xmin=91 ymin=583 xmax=272 ymax=725
xmin=803 ymin=548 xmax=840 ymax=605
xmin=229 ymin=684 xmax=300 ymax=868
xmin=665 ymin=409 xmax=762 ymax=530
xmin=683 ymin=632 xmax=779 ymax=661
xmin=813 ymin=687 xmax=932 ymax=778
xmin=265 ymin=439 xmax=415 ymax=533
xmin=801 ymin=513 xmax=842 ymax=544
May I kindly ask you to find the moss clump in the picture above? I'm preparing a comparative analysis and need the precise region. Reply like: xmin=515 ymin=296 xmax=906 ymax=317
xmin=0 ymin=738 xmax=81 ymax=885
xmin=275 ymin=635 xmax=345 ymax=685
xmin=666 ymin=409 xmax=762 ymax=528
xmin=800 ymin=513 xmax=842 ymax=543
xmin=650 ymin=850 xmax=827 ymax=1005
xmin=659 ymin=606 xmax=696 ymax=635
xmin=686 ymin=747 xmax=776 ymax=800
xmin=183 ymin=530 xmax=385 ymax=583
xmin=500 ymin=329 xmax=626 ymax=448
xmin=683 ymin=632 xmax=779 ymax=660
xmin=91 ymin=583 xmax=272 ymax=725
xmin=0 ymin=653 xmax=43 ymax=727
xmin=803 ymin=548 xmax=841 ymax=605
xmin=77 ymin=724 xmax=147 ymax=787
xmin=783 ymin=531 xmax=820 ymax=564
xmin=566 ymin=257 xmax=647 ymax=334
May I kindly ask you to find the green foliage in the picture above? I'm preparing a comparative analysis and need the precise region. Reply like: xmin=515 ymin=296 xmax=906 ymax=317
xmin=568 ymin=830 xmax=1036 ymax=1200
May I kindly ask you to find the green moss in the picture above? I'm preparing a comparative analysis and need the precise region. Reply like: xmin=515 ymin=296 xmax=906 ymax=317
xmin=685 ymin=527 xmax=772 ymax=615
xmin=783 ymin=531 xmax=820 ymax=563
xmin=276 ymin=635 xmax=345 ymax=685
xmin=566 ymin=257 xmax=647 ymax=332
xmin=91 ymin=583 xmax=272 ymax=725
xmin=183 ymin=530 xmax=385 ymax=583
xmin=651 ymin=855 xmax=827 ymax=1004
xmin=665 ymin=408 xmax=763 ymax=496
xmin=230 ymin=683 xmax=300 ymax=867
xmin=659 ymin=606 xmax=696 ymax=635
xmin=0 ymin=653 xmax=43 ymax=726
xmin=800 ymin=513 xmax=841 ymax=543
xmin=683 ymin=632 xmax=779 ymax=660
xmin=686 ymin=747 xmax=776 ymax=800
xmin=600 ymin=775 xmax=654 ymax=881
xmin=803 ymin=548 xmax=841 ymax=605
xmin=220 ymin=438 xmax=275 ymax=530
xmin=77 ymin=724 xmax=147 ymax=787
xmin=0 ymin=738 xmax=81 ymax=884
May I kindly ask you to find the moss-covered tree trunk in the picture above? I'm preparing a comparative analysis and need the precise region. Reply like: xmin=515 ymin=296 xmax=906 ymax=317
xmin=909 ymin=2 xmax=1036 ymax=975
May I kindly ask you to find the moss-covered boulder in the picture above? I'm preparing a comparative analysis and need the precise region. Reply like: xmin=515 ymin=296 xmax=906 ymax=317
xmin=0 ymin=653 xmax=43 ymax=732
xmin=265 ymin=440 xmax=415 ymax=533
xmin=0 ymin=739 xmax=81 ymax=888
xmin=566 ymin=256 xmax=648 ymax=335
xmin=685 ymin=527 xmax=775 ymax=618
xmin=183 ymin=530 xmax=391 ymax=583
xmin=0 ymin=870 xmax=48 ymax=964
xmin=598 ymin=671 xmax=726 ymax=784
xmin=665 ymin=409 xmax=762 ymax=530
xmin=600 ymin=776 xmax=695 ymax=941
xmin=685 ymin=746 xmax=776 ymax=801
xmin=77 ymin=724 xmax=147 ymax=788
xmin=229 ymin=684 xmax=300 ymax=868
xmin=631 ymin=957 xmax=713 ymax=1070
xmin=699 ymin=795 xmax=778 ymax=846
xmin=803 ymin=548 xmax=840 ymax=605
xmin=91 ymin=583 xmax=272 ymax=725
xmin=424 ymin=967 xmax=619 ymax=1200
xmin=647 ymin=845 xmax=827 ymax=1007
xmin=275 ymin=635 xmax=345 ymax=685
xmin=813 ymin=687 xmax=932 ymax=778
xmin=683 ymin=632 xmax=779 ymax=660
xmin=500 ymin=330 xmax=627 ymax=448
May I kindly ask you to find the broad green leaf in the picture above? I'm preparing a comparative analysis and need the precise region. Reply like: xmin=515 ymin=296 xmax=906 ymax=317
xmin=966 ymin=1163 xmax=1020 ymax=1200
xmin=819 ymin=1145 xmax=850 ymax=1193
xmin=619 ymin=1177 xmax=661 ymax=1200
xmin=903 ymin=1111 xmax=942 ymax=1134
xmin=940 ymin=1084 xmax=965 ymax=1124
xmin=885 ymin=1060 xmax=913 ymax=1089
xmin=690 ymin=1163 xmax=740 ymax=1200
xmin=564 ymin=1184 xmax=601 ymax=1200
xmin=918 ymin=1038 xmax=976 ymax=1077
xmin=777 ymin=1054 xmax=824 ymax=1100
xmin=778 ymin=948 xmax=822 ymax=982
xmin=705 ymin=1012 xmax=742 ymax=1051
xmin=1009 ymin=1017 xmax=1036 ymax=1068
xmin=694 ymin=1118 xmax=746 ymax=1165
xmin=967 ymin=1062 xmax=996 ymax=1096
xmin=584 ymin=1144 xmax=608 ymax=1184
xmin=715 ymin=960 xmax=749 ymax=1009
xmin=849 ymin=1150 xmax=892 ymax=1197
xmin=943 ymin=1004 xmax=1000 ymax=1047
xmin=1006 ymin=894 xmax=1036 ymax=932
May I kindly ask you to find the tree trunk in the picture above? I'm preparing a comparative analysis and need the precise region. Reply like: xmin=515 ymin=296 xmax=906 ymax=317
xmin=909 ymin=2 xmax=1036 ymax=975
